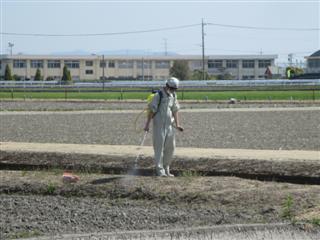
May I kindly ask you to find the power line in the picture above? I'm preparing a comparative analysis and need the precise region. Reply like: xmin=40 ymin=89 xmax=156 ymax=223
xmin=207 ymin=22 xmax=320 ymax=31
xmin=2 ymin=21 xmax=318 ymax=37
xmin=0 ymin=24 xmax=200 ymax=37
xmin=3 ymin=0 xmax=319 ymax=3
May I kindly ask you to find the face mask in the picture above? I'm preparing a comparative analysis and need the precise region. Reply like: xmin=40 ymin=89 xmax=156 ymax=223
xmin=168 ymin=87 xmax=176 ymax=94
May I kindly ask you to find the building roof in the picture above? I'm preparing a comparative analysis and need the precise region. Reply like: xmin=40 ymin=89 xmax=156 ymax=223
xmin=0 ymin=54 xmax=278 ymax=61
xmin=306 ymin=50 xmax=320 ymax=59
xmin=310 ymin=50 xmax=320 ymax=57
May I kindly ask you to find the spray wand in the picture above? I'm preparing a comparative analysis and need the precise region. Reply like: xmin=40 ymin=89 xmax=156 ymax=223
xmin=134 ymin=131 xmax=148 ymax=169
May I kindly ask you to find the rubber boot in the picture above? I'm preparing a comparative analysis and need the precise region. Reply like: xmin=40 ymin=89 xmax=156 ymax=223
xmin=165 ymin=166 xmax=174 ymax=177
xmin=156 ymin=167 xmax=167 ymax=177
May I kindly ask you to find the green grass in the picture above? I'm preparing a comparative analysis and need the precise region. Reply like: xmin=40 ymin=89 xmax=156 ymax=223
xmin=0 ymin=89 xmax=319 ymax=100
xmin=178 ymin=90 xmax=320 ymax=101
xmin=281 ymin=194 xmax=295 ymax=221
xmin=310 ymin=218 xmax=320 ymax=226
xmin=46 ymin=182 xmax=56 ymax=194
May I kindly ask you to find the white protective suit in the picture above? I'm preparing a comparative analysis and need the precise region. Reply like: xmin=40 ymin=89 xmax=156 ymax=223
xmin=149 ymin=88 xmax=180 ymax=176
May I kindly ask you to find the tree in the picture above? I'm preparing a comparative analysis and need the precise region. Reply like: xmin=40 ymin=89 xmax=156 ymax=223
xmin=13 ymin=75 xmax=21 ymax=81
xmin=191 ymin=70 xmax=214 ymax=80
xmin=217 ymin=73 xmax=234 ymax=80
xmin=4 ymin=64 xmax=13 ymax=80
xmin=34 ymin=68 xmax=42 ymax=80
xmin=62 ymin=65 xmax=72 ymax=83
xmin=286 ymin=66 xmax=304 ymax=79
xmin=169 ymin=60 xmax=190 ymax=80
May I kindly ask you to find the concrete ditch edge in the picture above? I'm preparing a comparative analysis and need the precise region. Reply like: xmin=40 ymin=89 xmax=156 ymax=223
xmin=19 ymin=223 xmax=320 ymax=240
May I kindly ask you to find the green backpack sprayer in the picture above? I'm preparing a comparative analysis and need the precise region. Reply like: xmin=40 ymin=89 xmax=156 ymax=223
xmin=134 ymin=89 xmax=164 ymax=133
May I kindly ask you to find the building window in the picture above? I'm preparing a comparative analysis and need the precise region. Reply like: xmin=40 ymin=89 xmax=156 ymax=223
xmin=48 ymin=60 xmax=61 ymax=68
xmin=64 ymin=60 xmax=80 ymax=68
xmin=208 ymin=60 xmax=223 ymax=68
xmin=100 ymin=60 xmax=106 ymax=68
xmin=118 ymin=60 xmax=133 ymax=69
xmin=85 ymin=70 xmax=93 ymax=75
xmin=137 ymin=75 xmax=153 ymax=80
xmin=190 ymin=60 xmax=202 ymax=69
xmin=86 ymin=61 xmax=93 ymax=67
xmin=108 ymin=61 xmax=115 ymax=68
xmin=226 ymin=60 xmax=238 ymax=68
xmin=242 ymin=60 xmax=255 ymax=68
xmin=31 ymin=60 xmax=43 ymax=68
xmin=46 ymin=76 xmax=60 ymax=80
xmin=155 ymin=61 xmax=169 ymax=69
xmin=137 ymin=61 xmax=152 ymax=68
xmin=258 ymin=60 xmax=271 ymax=68
xmin=242 ymin=75 xmax=255 ymax=80
xmin=13 ymin=60 xmax=26 ymax=68
xmin=308 ymin=59 xmax=320 ymax=68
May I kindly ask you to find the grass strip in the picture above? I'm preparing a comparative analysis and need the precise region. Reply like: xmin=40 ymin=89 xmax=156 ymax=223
xmin=0 ymin=90 xmax=319 ymax=100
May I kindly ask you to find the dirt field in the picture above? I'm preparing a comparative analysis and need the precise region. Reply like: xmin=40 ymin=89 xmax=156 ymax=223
xmin=1 ymin=170 xmax=320 ymax=239
xmin=0 ymin=101 xmax=319 ymax=239
xmin=1 ymin=107 xmax=319 ymax=151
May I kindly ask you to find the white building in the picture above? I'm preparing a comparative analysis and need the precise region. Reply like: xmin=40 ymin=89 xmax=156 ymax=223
xmin=0 ymin=54 xmax=277 ymax=81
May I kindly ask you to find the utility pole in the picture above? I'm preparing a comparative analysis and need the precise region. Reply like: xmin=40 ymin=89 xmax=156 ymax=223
xmin=201 ymin=19 xmax=206 ymax=80
xmin=288 ymin=53 xmax=293 ymax=66
xmin=102 ymin=54 xmax=105 ymax=91
xmin=163 ymin=38 xmax=168 ymax=56
xmin=8 ymin=42 xmax=14 ymax=55
xmin=142 ymin=57 xmax=145 ymax=81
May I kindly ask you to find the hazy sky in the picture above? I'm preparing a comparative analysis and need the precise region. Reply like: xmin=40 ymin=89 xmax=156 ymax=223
xmin=1 ymin=0 xmax=319 ymax=63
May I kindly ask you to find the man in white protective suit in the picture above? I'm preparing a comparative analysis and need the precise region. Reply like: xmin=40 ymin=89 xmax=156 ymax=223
xmin=144 ymin=77 xmax=184 ymax=177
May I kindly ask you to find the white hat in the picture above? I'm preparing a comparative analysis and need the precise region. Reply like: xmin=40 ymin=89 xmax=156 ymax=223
xmin=166 ymin=77 xmax=179 ymax=89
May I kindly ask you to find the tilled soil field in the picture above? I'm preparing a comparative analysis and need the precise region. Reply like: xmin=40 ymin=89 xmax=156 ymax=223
xmin=1 ymin=170 xmax=320 ymax=239
xmin=1 ymin=101 xmax=319 ymax=239
xmin=1 ymin=106 xmax=319 ymax=151
xmin=1 ymin=99 xmax=319 ymax=111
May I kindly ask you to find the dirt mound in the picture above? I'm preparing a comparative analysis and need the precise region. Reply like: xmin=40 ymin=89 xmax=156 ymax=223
xmin=1 ymin=149 xmax=319 ymax=184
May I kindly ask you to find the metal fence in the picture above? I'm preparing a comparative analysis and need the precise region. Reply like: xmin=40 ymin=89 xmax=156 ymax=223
xmin=0 ymin=79 xmax=319 ymax=89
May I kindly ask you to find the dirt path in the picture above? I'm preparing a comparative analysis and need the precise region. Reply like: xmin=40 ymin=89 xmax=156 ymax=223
xmin=1 ymin=106 xmax=319 ymax=115
xmin=1 ymin=141 xmax=319 ymax=161
xmin=1 ymin=142 xmax=319 ymax=185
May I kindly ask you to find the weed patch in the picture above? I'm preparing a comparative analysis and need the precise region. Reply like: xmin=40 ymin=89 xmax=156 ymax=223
xmin=281 ymin=194 xmax=295 ymax=221
xmin=46 ymin=182 xmax=56 ymax=195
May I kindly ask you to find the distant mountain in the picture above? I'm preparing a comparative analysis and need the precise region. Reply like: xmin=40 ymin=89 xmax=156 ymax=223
xmin=51 ymin=49 xmax=178 ymax=56
xmin=50 ymin=50 xmax=91 ymax=55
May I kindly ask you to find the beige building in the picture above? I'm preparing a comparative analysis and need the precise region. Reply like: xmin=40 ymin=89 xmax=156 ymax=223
xmin=0 ymin=54 xmax=277 ymax=80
